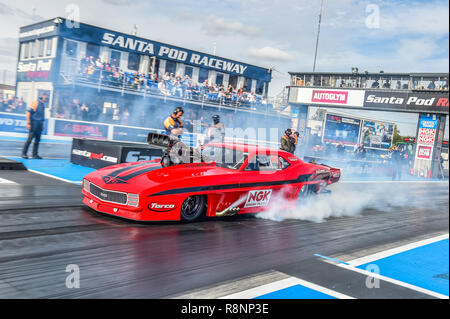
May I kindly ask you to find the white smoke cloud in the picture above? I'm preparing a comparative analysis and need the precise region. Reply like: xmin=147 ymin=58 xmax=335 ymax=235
xmin=256 ymin=182 xmax=436 ymax=223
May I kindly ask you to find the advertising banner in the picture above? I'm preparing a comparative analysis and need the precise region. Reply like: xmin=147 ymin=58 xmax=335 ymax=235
xmin=71 ymin=138 xmax=121 ymax=169
xmin=112 ymin=125 xmax=152 ymax=143
xmin=322 ymin=113 xmax=361 ymax=145
xmin=0 ymin=112 xmax=48 ymax=134
xmin=364 ymin=91 xmax=449 ymax=114
xmin=292 ymin=88 xmax=365 ymax=108
xmin=361 ymin=120 xmax=394 ymax=150
xmin=414 ymin=115 xmax=438 ymax=162
xmin=17 ymin=59 xmax=54 ymax=82
xmin=54 ymin=119 xmax=108 ymax=139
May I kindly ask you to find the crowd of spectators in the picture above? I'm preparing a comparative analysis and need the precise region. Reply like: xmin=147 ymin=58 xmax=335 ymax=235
xmin=0 ymin=96 xmax=27 ymax=114
xmin=77 ymin=55 xmax=269 ymax=110
xmin=54 ymin=98 xmax=104 ymax=123
xmin=293 ymin=76 xmax=449 ymax=91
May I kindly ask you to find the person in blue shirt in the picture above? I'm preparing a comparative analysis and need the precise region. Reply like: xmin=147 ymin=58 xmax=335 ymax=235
xmin=21 ymin=93 xmax=48 ymax=159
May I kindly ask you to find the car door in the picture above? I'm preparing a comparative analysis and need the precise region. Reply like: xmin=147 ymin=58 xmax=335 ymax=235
xmin=239 ymin=153 xmax=287 ymax=211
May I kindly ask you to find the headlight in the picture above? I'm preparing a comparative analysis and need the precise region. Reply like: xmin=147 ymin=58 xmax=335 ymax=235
xmin=127 ymin=193 xmax=139 ymax=207
xmin=83 ymin=179 xmax=90 ymax=193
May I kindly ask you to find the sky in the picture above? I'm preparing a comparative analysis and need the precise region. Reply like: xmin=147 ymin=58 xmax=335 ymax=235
xmin=0 ymin=0 xmax=448 ymax=136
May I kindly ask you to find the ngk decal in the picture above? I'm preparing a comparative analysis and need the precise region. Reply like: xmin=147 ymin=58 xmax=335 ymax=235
xmin=417 ymin=128 xmax=436 ymax=145
xmin=244 ymin=190 xmax=272 ymax=208
xmin=148 ymin=203 xmax=176 ymax=212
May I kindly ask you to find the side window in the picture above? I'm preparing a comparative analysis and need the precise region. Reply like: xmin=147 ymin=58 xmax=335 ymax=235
xmin=279 ymin=156 xmax=290 ymax=170
xmin=246 ymin=155 xmax=281 ymax=171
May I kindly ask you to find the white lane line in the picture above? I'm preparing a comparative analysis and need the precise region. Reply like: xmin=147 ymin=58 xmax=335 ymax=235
xmin=346 ymin=233 xmax=449 ymax=267
xmin=28 ymin=169 xmax=82 ymax=185
xmin=220 ymin=276 xmax=354 ymax=299
xmin=0 ymin=177 xmax=17 ymax=184
xmin=337 ymin=264 xmax=448 ymax=299
xmin=171 ymin=270 xmax=291 ymax=299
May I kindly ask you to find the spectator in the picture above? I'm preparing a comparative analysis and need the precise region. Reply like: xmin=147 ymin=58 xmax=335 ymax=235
xmin=335 ymin=141 xmax=346 ymax=156
xmin=80 ymin=103 xmax=90 ymax=121
xmin=69 ymin=99 xmax=80 ymax=120
xmin=158 ymin=79 xmax=169 ymax=96
xmin=89 ymin=102 xmax=101 ymax=122
xmin=191 ymin=83 xmax=200 ymax=100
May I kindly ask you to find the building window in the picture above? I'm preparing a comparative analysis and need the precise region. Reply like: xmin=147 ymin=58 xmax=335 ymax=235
xmin=198 ymin=68 xmax=209 ymax=84
xmin=243 ymin=78 xmax=252 ymax=92
xmin=30 ymin=41 xmax=37 ymax=58
xmin=86 ymin=43 xmax=100 ymax=58
xmin=165 ymin=60 xmax=176 ymax=75
xmin=128 ymin=52 xmax=140 ymax=71
xmin=45 ymin=38 xmax=53 ymax=56
xmin=216 ymin=73 xmax=224 ymax=86
xmin=22 ymin=42 xmax=29 ymax=59
xmin=184 ymin=66 xmax=193 ymax=78
xmin=256 ymin=80 xmax=265 ymax=95
xmin=110 ymin=50 xmax=121 ymax=67
xmin=38 ymin=40 xmax=45 ymax=57
xmin=229 ymin=74 xmax=238 ymax=89
xmin=65 ymin=40 xmax=78 ymax=57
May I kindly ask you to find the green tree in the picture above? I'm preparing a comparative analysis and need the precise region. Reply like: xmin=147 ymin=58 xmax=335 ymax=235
xmin=392 ymin=125 xmax=403 ymax=145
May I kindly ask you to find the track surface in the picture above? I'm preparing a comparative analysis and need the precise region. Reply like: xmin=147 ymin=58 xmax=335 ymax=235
xmin=0 ymin=169 xmax=448 ymax=299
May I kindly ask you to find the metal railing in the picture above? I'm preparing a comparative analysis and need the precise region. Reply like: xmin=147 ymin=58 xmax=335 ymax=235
xmin=59 ymin=57 xmax=280 ymax=116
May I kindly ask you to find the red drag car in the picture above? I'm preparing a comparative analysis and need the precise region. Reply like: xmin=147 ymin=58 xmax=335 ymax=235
xmin=82 ymin=133 xmax=341 ymax=222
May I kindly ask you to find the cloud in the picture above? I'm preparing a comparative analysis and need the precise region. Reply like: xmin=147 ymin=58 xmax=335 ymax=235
xmin=245 ymin=46 xmax=295 ymax=62
xmin=201 ymin=15 xmax=260 ymax=37
xmin=0 ymin=2 xmax=44 ymax=21
xmin=101 ymin=0 xmax=136 ymax=5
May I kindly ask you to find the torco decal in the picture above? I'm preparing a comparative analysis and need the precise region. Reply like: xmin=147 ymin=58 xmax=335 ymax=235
xmin=149 ymin=203 xmax=177 ymax=212
xmin=244 ymin=190 xmax=272 ymax=208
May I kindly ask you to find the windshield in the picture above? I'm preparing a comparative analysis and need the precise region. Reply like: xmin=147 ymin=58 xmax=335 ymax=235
xmin=202 ymin=146 xmax=247 ymax=170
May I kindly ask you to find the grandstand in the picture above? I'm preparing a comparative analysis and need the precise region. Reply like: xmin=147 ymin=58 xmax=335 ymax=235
xmin=8 ymin=17 xmax=291 ymax=141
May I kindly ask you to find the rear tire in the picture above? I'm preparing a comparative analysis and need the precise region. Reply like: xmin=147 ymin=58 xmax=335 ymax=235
xmin=297 ymin=184 xmax=316 ymax=204
xmin=180 ymin=195 xmax=206 ymax=222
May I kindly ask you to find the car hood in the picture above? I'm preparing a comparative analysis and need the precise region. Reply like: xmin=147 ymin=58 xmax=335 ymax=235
xmin=85 ymin=161 xmax=237 ymax=194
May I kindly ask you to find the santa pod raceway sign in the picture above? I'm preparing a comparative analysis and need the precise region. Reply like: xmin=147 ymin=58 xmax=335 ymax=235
xmin=364 ymin=91 xmax=449 ymax=114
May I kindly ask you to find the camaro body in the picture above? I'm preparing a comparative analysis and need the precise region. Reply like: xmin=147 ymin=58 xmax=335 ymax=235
xmin=82 ymin=142 xmax=340 ymax=221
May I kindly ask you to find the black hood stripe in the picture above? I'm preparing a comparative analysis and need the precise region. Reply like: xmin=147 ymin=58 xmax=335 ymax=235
xmin=108 ymin=162 xmax=153 ymax=178
xmin=148 ymin=173 xmax=314 ymax=197
xmin=119 ymin=165 xmax=162 ymax=181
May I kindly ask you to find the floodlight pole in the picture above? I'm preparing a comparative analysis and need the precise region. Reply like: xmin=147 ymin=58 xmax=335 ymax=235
xmin=312 ymin=0 xmax=324 ymax=73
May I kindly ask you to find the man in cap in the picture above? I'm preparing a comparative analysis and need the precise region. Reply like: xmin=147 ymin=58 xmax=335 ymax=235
xmin=163 ymin=106 xmax=184 ymax=138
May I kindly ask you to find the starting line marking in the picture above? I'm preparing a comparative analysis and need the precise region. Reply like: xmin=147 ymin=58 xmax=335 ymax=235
xmin=219 ymin=276 xmax=354 ymax=299
xmin=335 ymin=234 xmax=449 ymax=299
xmin=346 ymin=234 xmax=449 ymax=267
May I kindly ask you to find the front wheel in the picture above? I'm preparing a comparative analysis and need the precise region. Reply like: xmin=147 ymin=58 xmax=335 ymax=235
xmin=180 ymin=195 xmax=206 ymax=222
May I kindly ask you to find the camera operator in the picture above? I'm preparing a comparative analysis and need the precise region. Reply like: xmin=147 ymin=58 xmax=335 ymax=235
xmin=280 ymin=128 xmax=294 ymax=153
